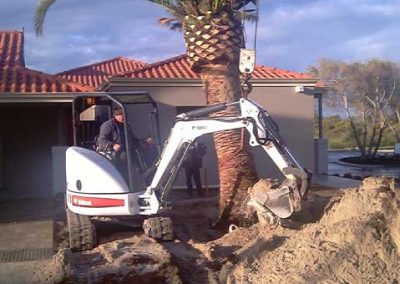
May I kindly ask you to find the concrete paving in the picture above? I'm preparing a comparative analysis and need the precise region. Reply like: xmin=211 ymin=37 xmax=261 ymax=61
xmin=0 ymin=258 xmax=54 ymax=284
xmin=312 ymin=174 xmax=361 ymax=190
xmin=0 ymin=220 xmax=53 ymax=251
xmin=0 ymin=198 xmax=55 ymax=283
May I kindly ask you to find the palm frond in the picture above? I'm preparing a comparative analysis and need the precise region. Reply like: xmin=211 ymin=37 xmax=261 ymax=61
xmin=159 ymin=17 xmax=183 ymax=31
xmin=147 ymin=0 xmax=256 ymax=17
xmin=33 ymin=0 xmax=257 ymax=35
xmin=159 ymin=17 xmax=176 ymax=25
xmin=232 ymin=0 xmax=256 ymax=10
xmin=34 ymin=0 xmax=58 ymax=36
xmin=146 ymin=0 xmax=186 ymax=18
xmin=147 ymin=0 xmax=258 ymax=34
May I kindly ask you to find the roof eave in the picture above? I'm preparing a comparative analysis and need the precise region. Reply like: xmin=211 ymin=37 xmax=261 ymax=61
xmin=252 ymin=78 xmax=319 ymax=86
xmin=101 ymin=77 xmax=320 ymax=90
xmin=100 ymin=77 xmax=203 ymax=91
xmin=0 ymin=92 xmax=79 ymax=103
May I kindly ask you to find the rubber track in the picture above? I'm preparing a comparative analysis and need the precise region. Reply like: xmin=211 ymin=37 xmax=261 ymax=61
xmin=143 ymin=217 xmax=174 ymax=241
xmin=160 ymin=217 xmax=174 ymax=240
xmin=78 ymin=214 xmax=96 ymax=250
xmin=67 ymin=209 xmax=96 ymax=251
xmin=67 ymin=209 xmax=81 ymax=251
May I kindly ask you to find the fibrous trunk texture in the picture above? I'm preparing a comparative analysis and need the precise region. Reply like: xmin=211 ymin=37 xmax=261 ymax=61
xmin=183 ymin=9 xmax=258 ymax=227
xmin=201 ymin=69 xmax=258 ymax=226
xmin=183 ymin=9 xmax=242 ymax=72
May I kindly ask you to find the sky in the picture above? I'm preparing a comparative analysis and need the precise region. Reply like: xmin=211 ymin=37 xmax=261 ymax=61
xmin=1 ymin=0 xmax=400 ymax=74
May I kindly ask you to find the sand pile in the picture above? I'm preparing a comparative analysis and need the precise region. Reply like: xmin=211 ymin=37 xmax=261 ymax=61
xmin=221 ymin=177 xmax=400 ymax=283
xmin=34 ymin=177 xmax=400 ymax=283
xmin=35 ymin=235 xmax=181 ymax=283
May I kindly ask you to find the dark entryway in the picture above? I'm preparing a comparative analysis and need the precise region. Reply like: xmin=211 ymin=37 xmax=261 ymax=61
xmin=0 ymin=103 xmax=71 ymax=199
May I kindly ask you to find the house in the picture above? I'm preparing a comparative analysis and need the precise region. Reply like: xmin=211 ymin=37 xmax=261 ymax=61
xmin=0 ymin=29 xmax=327 ymax=198
xmin=94 ymin=54 xmax=326 ymax=187
xmin=0 ymin=30 xmax=94 ymax=198
xmin=56 ymin=56 xmax=147 ymax=88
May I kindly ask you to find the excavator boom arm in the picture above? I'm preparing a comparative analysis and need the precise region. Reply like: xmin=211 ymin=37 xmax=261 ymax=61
xmin=139 ymin=98 xmax=310 ymax=218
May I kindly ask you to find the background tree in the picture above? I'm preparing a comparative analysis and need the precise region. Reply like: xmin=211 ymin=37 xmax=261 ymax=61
xmin=310 ymin=58 xmax=400 ymax=158
xmin=387 ymin=84 xmax=400 ymax=143
xmin=34 ymin=0 xmax=259 ymax=228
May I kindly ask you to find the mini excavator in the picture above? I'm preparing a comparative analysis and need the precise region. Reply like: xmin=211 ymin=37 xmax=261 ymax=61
xmin=65 ymin=92 xmax=310 ymax=250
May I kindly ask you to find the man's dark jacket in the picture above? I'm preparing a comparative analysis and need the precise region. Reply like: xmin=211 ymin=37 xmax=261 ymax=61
xmin=97 ymin=118 xmax=138 ymax=152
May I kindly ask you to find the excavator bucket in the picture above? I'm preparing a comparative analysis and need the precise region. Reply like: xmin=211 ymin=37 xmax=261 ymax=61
xmin=248 ymin=179 xmax=295 ymax=219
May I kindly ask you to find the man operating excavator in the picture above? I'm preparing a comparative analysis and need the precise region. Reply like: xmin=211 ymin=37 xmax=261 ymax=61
xmin=97 ymin=107 xmax=140 ymax=182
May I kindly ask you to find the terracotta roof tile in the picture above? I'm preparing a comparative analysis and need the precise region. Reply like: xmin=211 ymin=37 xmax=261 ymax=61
xmin=120 ymin=54 xmax=313 ymax=80
xmin=0 ymin=30 xmax=95 ymax=93
xmin=252 ymin=65 xmax=313 ymax=80
xmin=0 ymin=30 xmax=25 ymax=68
xmin=0 ymin=66 xmax=94 ymax=93
xmin=57 ymin=56 xmax=147 ymax=88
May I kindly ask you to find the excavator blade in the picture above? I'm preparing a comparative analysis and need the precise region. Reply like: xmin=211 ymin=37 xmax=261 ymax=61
xmin=249 ymin=180 xmax=294 ymax=219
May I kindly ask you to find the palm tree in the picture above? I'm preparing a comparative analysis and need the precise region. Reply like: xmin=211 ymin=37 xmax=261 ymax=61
xmin=34 ymin=0 xmax=259 ymax=228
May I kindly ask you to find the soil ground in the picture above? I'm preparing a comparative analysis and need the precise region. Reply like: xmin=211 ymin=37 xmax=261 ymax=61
xmin=8 ymin=178 xmax=400 ymax=283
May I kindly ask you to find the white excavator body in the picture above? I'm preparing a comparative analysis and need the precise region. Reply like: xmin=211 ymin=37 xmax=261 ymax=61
xmin=66 ymin=146 xmax=146 ymax=216
xmin=65 ymin=94 xmax=310 ymax=250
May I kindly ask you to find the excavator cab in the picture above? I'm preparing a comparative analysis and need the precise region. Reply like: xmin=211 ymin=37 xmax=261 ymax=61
xmin=71 ymin=92 xmax=161 ymax=191
xmin=66 ymin=92 xmax=167 ymax=250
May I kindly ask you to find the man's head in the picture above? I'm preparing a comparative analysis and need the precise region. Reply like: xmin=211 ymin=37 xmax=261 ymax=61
xmin=113 ymin=107 xmax=124 ymax=123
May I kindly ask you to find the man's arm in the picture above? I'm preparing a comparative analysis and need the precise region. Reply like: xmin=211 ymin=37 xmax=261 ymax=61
xmin=127 ymin=128 xmax=140 ymax=149
xmin=97 ymin=121 xmax=114 ymax=151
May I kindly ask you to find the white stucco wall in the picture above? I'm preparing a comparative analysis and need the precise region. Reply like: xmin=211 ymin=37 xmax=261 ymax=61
xmin=105 ymin=81 xmax=315 ymax=187
xmin=249 ymin=86 xmax=315 ymax=179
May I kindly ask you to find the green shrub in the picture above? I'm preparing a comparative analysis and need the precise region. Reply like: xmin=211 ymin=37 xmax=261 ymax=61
xmin=315 ymin=115 xmax=396 ymax=150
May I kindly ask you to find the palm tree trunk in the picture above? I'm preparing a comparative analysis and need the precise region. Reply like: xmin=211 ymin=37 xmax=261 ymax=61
xmin=182 ymin=9 xmax=258 ymax=227
xmin=200 ymin=65 xmax=258 ymax=227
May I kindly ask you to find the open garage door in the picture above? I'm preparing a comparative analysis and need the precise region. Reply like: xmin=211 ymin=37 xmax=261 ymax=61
xmin=0 ymin=104 xmax=71 ymax=199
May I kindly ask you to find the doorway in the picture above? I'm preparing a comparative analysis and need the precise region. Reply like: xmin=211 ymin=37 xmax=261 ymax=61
xmin=0 ymin=103 xmax=71 ymax=199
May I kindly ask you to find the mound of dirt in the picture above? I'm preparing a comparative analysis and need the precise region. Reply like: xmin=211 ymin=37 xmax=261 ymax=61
xmin=221 ymin=177 xmax=400 ymax=283
xmin=36 ymin=177 xmax=400 ymax=283
xmin=35 ymin=236 xmax=181 ymax=283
